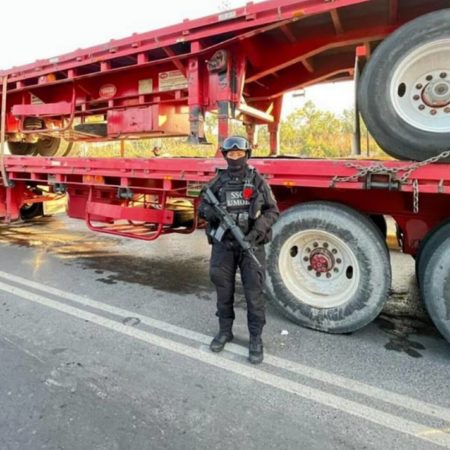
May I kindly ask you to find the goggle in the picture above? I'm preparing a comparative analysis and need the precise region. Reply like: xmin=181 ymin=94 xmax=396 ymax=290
xmin=221 ymin=136 xmax=250 ymax=151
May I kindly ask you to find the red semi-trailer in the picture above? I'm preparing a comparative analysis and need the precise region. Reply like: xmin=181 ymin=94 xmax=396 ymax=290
xmin=0 ymin=0 xmax=449 ymax=342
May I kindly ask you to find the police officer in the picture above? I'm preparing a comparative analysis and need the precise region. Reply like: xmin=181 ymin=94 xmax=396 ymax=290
xmin=198 ymin=136 xmax=279 ymax=364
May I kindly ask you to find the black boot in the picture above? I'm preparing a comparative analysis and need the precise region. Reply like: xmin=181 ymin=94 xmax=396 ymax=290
xmin=210 ymin=331 xmax=233 ymax=352
xmin=248 ymin=335 xmax=263 ymax=364
xmin=210 ymin=318 xmax=233 ymax=353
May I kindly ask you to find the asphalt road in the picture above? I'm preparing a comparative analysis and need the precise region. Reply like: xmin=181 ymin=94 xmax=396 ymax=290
xmin=0 ymin=215 xmax=449 ymax=450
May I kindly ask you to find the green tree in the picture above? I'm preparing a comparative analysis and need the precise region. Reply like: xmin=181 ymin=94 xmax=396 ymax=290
xmin=279 ymin=101 xmax=349 ymax=157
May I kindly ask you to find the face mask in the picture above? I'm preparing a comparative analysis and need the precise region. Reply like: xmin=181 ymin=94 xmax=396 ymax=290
xmin=226 ymin=155 xmax=248 ymax=174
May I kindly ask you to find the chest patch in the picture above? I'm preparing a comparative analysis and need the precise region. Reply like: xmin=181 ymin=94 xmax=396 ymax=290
xmin=226 ymin=190 xmax=251 ymax=207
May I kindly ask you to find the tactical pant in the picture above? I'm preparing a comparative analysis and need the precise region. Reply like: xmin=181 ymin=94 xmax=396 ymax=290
xmin=209 ymin=241 xmax=266 ymax=336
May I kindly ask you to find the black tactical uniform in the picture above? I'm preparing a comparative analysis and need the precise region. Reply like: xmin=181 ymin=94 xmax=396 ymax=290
xmin=198 ymin=136 xmax=279 ymax=364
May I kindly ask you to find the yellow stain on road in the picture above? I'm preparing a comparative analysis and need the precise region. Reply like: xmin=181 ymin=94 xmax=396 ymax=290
xmin=31 ymin=249 xmax=47 ymax=277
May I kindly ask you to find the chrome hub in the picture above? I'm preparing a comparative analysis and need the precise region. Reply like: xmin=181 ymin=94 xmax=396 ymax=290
xmin=423 ymin=79 xmax=450 ymax=107
xmin=309 ymin=248 xmax=334 ymax=273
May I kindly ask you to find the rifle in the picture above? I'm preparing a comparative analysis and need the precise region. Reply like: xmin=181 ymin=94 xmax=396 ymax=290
xmin=203 ymin=188 xmax=262 ymax=268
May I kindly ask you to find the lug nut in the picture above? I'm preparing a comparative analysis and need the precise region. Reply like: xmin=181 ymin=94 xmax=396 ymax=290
xmin=440 ymin=72 xmax=447 ymax=79
xmin=303 ymin=256 xmax=309 ymax=262
xmin=334 ymin=268 xmax=339 ymax=273
xmin=445 ymin=107 xmax=450 ymax=114
xmin=430 ymin=109 xmax=437 ymax=115
xmin=316 ymin=272 xmax=322 ymax=278
xmin=419 ymin=105 xmax=425 ymax=111
xmin=426 ymin=75 xmax=433 ymax=81
xmin=307 ymin=265 xmax=313 ymax=271
xmin=326 ymin=273 xmax=332 ymax=279
xmin=416 ymin=84 xmax=423 ymax=90
xmin=313 ymin=242 xmax=319 ymax=248
xmin=323 ymin=242 xmax=329 ymax=248
xmin=332 ymin=249 xmax=338 ymax=254
xmin=336 ymin=258 xmax=342 ymax=264
xmin=305 ymin=247 xmax=311 ymax=253
xmin=413 ymin=95 xmax=420 ymax=101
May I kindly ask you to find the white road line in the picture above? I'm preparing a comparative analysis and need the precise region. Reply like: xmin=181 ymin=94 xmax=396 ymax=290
xmin=0 ymin=269 xmax=449 ymax=424
xmin=0 ymin=280 xmax=449 ymax=448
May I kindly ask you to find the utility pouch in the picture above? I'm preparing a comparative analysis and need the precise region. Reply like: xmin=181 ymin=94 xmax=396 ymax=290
xmin=237 ymin=212 xmax=250 ymax=234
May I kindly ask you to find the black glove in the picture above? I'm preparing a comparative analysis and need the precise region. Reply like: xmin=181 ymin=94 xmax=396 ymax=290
xmin=244 ymin=229 xmax=265 ymax=246
xmin=199 ymin=203 xmax=220 ymax=223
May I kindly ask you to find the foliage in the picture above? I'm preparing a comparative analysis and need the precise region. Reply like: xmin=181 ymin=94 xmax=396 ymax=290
xmin=274 ymin=101 xmax=384 ymax=158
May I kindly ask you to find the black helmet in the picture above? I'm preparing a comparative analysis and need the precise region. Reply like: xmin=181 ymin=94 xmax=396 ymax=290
xmin=221 ymin=136 xmax=252 ymax=158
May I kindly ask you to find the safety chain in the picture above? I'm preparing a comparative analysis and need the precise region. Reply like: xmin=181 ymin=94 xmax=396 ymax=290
xmin=331 ymin=149 xmax=450 ymax=188
xmin=413 ymin=179 xmax=420 ymax=214
xmin=330 ymin=149 xmax=450 ymax=213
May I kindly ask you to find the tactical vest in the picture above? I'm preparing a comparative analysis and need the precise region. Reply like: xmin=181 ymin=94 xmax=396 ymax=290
xmin=212 ymin=168 xmax=257 ymax=237
xmin=218 ymin=178 xmax=251 ymax=234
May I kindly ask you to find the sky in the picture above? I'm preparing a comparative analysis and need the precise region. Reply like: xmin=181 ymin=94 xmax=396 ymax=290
xmin=0 ymin=0 xmax=354 ymax=116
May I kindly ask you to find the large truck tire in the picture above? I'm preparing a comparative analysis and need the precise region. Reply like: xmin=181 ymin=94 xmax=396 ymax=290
xmin=416 ymin=219 xmax=450 ymax=287
xmin=265 ymin=202 xmax=391 ymax=334
xmin=20 ymin=202 xmax=44 ymax=221
xmin=421 ymin=236 xmax=450 ymax=343
xmin=20 ymin=188 xmax=44 ymax=221
xmin=8 ymin=142 xmax=37 ymax=156
xmin=8 ymin=137 xmax=60 ymax=157
xmin=359 ymin=10 xmax=450 ymax=162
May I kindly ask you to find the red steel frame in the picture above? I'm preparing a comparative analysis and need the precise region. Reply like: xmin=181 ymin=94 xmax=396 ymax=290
xmin=0 ymin=0 xmax=449 ymax=256
xmin=1 ymin=155 xmax=450 ymax=255
xmin=0 ymin=0 xmax=447 ymax=149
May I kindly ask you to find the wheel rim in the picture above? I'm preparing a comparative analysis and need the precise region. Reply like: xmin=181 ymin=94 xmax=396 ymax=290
xmin=391 ymin=39 xmax=450 ymax=133
xmin=278 ymin=230 xmax=360 ymax=309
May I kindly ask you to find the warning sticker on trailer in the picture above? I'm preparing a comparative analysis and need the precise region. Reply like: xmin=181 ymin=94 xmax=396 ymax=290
xmin=218 ymin=10 xmax=237 ymax=21
xmin=158 ymin=70 xmax=187 ymax=92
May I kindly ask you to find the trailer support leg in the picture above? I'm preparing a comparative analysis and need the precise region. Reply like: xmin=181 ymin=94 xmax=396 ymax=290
xmin=217 ymin=101 xmax=231 ymax=153
xmin=268 ymin=124 xmax=280 ymax=156
xmin=5 ymin=181 xmax=25 ymax=223
xmin=245 ymin=122 xmax=257 ymax=150
xmin=188 ymin=105 xmax=207 ymax=145
xmin=187 ymin=49 xmax=208 ymax=145
xmin=268 ymin=97 xmax=282 ymax=156
xmin=352 ymin=48 xmax=365 ymax=156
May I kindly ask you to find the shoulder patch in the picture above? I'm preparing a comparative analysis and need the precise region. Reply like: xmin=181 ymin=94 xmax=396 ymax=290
xmin=206 ymin=168 xmax=229 ymax=192
xmin=267 ymin=185 xmax=276 ymax=202
xmin=253 ymin=170 xmax=267 ymax=188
